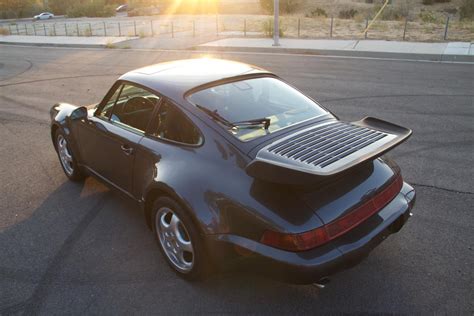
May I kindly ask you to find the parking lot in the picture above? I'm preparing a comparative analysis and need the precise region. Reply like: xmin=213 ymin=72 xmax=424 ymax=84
xmin=0 ymin=45 xmax=473 ymax=314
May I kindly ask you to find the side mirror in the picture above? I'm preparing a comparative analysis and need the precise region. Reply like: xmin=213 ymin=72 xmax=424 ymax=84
xmin=70 ymin=106 xmax=88 ymax=121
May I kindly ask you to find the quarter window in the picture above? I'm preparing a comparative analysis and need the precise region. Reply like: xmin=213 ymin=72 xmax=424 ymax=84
xmin=152 ymin=101 xmax=202 ymax=145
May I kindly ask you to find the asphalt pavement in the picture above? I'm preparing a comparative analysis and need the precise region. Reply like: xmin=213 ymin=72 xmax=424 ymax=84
xmin=0 ymin=45 xmax=473 ymax=314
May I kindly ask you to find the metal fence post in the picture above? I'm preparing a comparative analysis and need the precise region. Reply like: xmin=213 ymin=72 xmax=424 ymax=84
xmin=134 ymin=20 xmax=137 ymax=36
xmin=403 ymin=18 xmax=408 ymax=41
xmin=88 ymin=23 xmax=91 ymax=36
xmin=365 ymin=18 xmax=368 ymax=39
xmin=443 ymin=16 xmax=450 ymax=41
xmin=16 ymin=24 xmax=19 ymax=35
xmin=25 ymin=24 xmax=28 ymax=35
xmin=76 ymin=23 xmax=79 ymax=36
xmin=118 ymin=22 xmax=121 ymax=36
xmin=298 ymin=18 xmax=300 ymax=38
xmin=8 ymin=24 xmax=12 ymax=34
xmin=193 ymin=20 xmax=196 ymax=37
xmin=330 ymin=17 xmax=333 ymax=38
xmin=43 ymin=23 xmax=46 ymax=36
xmin=65 ymin=23 xmax=67 ymax=36
xmin=171 ymin=21 xmax=174 ymax=38
xmin=53 ymin=23 xmax=56 ymax=36
xmin=103 ymin=21 xmax=107 ymax=36
xmin=244 ymin=19 xmax=246 ymax=37
xmin=33 ymin=24 xmax=37 ymax=36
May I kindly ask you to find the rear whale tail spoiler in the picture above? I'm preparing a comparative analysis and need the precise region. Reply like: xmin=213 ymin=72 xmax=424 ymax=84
xmin=245 ymin=117 xmax=412 ymax=184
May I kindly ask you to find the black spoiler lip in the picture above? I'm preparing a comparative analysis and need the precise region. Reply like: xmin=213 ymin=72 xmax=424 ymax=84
xmin=245 ymin=117 xmax=412 ymax=185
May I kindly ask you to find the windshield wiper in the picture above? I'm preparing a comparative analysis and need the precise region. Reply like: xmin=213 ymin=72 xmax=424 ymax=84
xmin=232 ymin=118 xmax=271 ymax=130
xmin=196 ymin=104 xmax=234 ymax=128
xmin=196 ymin=104 xmax=271 ymax=130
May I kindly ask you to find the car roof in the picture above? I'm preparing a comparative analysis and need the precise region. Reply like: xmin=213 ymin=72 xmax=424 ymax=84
xmin=119 ymin=58 xmax=271 ymax=101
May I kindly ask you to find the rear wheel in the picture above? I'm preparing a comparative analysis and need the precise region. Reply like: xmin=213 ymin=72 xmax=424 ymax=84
xmin=55 ymin=129 xmax=84 ymax=181
xmin=152 ymin=196 xmax=210 ymax=280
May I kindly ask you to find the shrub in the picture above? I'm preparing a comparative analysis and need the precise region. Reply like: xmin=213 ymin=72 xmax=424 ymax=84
xmin=83 ymin=27 xmax=92 ymax=37
xmin=262 ymin=18 xmax=285 ymax=38
xmin=127 ymin=6 xmax=160 ymax=17
xmin=0 ymin=27 xmax=10 ymax=35
xmin=419 ymin=11 xmax=439 ymax=23
xmin=105 ymin=41 xmax=116 ymax=49
xmin=338 ymin=9 xmax=358 ymax=19
xmin=306 ymin=8 xmax=327 ymax=18
xmin=460 ymin=0 xmax=474 ymax=20
xmin=259 ymin=0 xmax=297 ymax=14
xmin=375 ymin=6 xmax=407 ymax=20
xmin=0 ymin=10 xmax=17 ymax=19
xmin=423 ymin=0 xmax=451 ymax=4
xmin=67 ymin=1 xmax=115 ymax=18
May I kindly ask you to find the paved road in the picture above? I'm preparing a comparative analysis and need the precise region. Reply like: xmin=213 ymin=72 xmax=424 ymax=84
xmin=0 ymin=46 xmax=473 ymax=314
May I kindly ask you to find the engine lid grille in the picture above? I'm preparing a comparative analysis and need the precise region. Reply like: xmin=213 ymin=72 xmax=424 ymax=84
xmin=255 ymin=120 xmax=397 ymax=175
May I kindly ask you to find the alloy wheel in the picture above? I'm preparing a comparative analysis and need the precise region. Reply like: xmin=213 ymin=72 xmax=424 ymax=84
xmin=155 ymin=207 xmax=194 ymax=273
xmin=57 ymin=134 xmax=74 ymax=176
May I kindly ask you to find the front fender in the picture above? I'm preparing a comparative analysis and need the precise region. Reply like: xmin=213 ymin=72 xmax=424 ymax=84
xmin=50 ymin=103 xmax=79 ymax=147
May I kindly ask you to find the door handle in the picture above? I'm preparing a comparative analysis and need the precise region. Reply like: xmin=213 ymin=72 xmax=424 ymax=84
xmin=120 ymin=144 xmax=134 ymax=155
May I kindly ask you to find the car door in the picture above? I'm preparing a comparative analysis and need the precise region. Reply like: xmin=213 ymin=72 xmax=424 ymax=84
xmin=75 ymin=82 xmax=160 ymax=196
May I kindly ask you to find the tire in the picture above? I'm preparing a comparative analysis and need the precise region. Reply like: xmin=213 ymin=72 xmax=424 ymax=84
xmin=152 ymin=196 xmax=210 ymax=281
xmin=54 ymin=129 xmax=84 ymax=181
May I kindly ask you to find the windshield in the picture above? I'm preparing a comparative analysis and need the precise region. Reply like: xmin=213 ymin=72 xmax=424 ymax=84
xmin=187 ymin=77 xmax=329 ymax=141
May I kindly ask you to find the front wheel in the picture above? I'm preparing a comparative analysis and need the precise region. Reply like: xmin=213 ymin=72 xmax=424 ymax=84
xmin=55 ymin=129 xmax=84 ymax=181
xmin=153 ymin=197 xmax=210 ymax=280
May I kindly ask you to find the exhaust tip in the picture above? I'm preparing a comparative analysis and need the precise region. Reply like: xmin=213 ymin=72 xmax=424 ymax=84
xmin=313 ymin=277 xmax=330 ymax=289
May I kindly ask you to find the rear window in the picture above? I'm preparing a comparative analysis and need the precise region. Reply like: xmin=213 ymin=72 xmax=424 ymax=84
xmin=187 ymin=77 xmax=328 ymax=141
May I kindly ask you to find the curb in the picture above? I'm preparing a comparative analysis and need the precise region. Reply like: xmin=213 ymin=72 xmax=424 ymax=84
xmin=0 ymin=41 xmax=106 ymax=48
xmin=192 ymin=45 xmax=474 ymax=63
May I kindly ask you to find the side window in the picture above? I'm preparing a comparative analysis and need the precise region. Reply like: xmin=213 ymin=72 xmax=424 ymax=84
xmin=109 ymin=84 xmax=160 ymax=133
xmin=153 ymin=101 xmax=202 ymax=145
xmin=97 ymin=84 xmax=122 ymax=119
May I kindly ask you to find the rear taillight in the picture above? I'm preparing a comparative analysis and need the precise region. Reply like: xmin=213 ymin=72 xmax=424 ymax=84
xmin=260 ymin=174 xmax=403 ymax=252
xmin=260 ymin=226 xmax=329 ymax=252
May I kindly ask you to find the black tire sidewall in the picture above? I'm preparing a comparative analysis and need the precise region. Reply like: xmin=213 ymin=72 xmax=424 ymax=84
xmin=152 ymin=196 xmax=209 ymax=281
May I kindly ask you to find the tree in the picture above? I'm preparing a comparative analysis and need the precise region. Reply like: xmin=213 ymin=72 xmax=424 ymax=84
xmin=460 ymin=0 xmax=474 ymax=20
xmin=47 ymin=0 xmax=75 ymax=14
xmin=0 ymin=0 xmax=39 ymax=18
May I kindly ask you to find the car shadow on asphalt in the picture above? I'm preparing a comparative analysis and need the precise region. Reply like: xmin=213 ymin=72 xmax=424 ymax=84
xmin=1 ymin=175 xmax=418 ymax=314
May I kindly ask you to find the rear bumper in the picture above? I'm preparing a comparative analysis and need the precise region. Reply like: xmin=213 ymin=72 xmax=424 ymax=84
xmin=206 ymin=182 xmax=415 ymax=284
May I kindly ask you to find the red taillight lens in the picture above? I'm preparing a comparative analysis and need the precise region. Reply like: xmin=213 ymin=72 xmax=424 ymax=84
xmin=260 ymin=226 xmax=330 ymax=252
xmin=260 ymin=174 xmax=403 ymax=252
xmin=261 ymin=227 xmax=329 ymax=251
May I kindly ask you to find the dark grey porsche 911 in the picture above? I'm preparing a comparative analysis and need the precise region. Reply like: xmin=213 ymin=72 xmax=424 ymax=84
xmin=50 ymin=58 xmax=416 ymax=284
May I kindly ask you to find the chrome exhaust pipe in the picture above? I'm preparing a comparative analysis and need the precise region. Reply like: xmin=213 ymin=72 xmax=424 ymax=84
xmin=313 ymin=277 xmax=330 ymax=289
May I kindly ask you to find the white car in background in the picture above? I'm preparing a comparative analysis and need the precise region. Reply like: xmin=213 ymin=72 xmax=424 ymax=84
xmin=34 ymin=12 xmax=54 ymax=20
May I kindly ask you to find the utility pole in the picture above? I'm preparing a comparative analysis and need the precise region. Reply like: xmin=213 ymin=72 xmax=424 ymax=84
xmin=273 ymin=0 xmax=279 ymax=46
